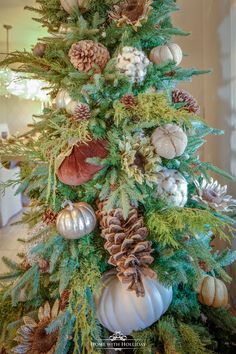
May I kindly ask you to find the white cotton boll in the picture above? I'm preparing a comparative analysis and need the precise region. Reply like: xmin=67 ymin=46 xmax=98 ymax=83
xmin=154 ymin=168 xmax=188 ymax=207
xmin=116 ymin=47 xmax=150 ymax=83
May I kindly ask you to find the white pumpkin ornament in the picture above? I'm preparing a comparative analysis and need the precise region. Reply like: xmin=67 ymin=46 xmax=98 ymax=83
xmin=95 ymin=271 xmax=172 ymax=335
xmin=150 ymin=43 xmax=183 ymax=66
xmin=154 ymin=168 xmax=188 ymax=207
xmin=151 ymin=124 xmax=188 ymax=160
xmin=56 ymin=200 xmax=97 ymax=239
xmin=60 ymin=0 xmax=88 ymax=14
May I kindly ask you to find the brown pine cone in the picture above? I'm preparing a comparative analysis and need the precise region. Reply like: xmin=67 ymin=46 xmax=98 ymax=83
xmin=20 ymin=258 xmax=31 ymax=271
xmin=33 ymin=42 xmax=46 ymax=57
xmin=0 ymin=347 xmax=7 ymax=354
xmin=198 ymin=260 xmax=210 ymax=273
xmin=172 ymin=89 xmax=200 ymax=115
xmin=96 ymin=201 xmax=156 ymax=297
xmin=120 ymin=94 xmax=137 ymax=109
xmin=38 ymin=259 xmax=49 ymax=273
xmin=42 ymin=209 xmax=57 ymax=225
xmin=74 ymin=103 xmax=91 ymax=121
xmin=60 ymin=289 xmax=70 ymax=310
xmin=69 ymin=40 xmax=110 ymax=73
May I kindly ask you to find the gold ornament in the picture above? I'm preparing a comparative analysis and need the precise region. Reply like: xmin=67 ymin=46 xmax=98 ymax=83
xmin=119 ymin=134 xmax=162 ymax=186
xmin=12 ymin=301 xmax=60 ymax=354
xmin=60 ymin=0 xmax=89 ymax=14
xmin=109 ymin=0 xmax=152 ymax=30
xmin=197 ymin=275 xmax=228 ymax=308
xmin=56 ymin=201 xmax=97 ymax=239
xmin=55 ymin=89 xmax=72 ymax=109
xmin=150 ymin=43 xmax=183 ymax=66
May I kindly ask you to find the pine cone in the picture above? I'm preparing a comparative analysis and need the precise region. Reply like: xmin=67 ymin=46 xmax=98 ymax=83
xmin=199 ymin=260 xmax=210 ymax=273
xmin=33 ymin=42 xmax=46 ymax=57
xmin=74 ymin=103 xmax=91 ymax=121
xmin=69 ymin=40 xmax=110 ymax=73
xmin=38 ymin=259 xmax=49 ymax=273
xmin=96 ymin=201 xmax=156 ymax=297
xmin=20 ymin=258 xmax=31 ymax=271
xmin=120 ymin=94 xmax=137 ymax=109
xmin=42 ymin=209 xmax=57 ymax=225
xmin=60 ymin=289 xmax=70 ymax=310
xmin=0 ymin=347 xmax=7 ymax=354
xmin=172 ymin=89 xmax=200 ymax=114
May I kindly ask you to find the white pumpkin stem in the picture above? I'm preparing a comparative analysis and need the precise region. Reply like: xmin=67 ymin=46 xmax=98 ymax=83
xmin=62 ymin=200 xmax=74 ymax=210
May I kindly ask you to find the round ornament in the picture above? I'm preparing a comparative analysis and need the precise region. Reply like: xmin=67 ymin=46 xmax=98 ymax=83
xmin=151 ymin=124 xmax=188 ymax=160
xmin=197 ymin=275 xmax=228 ymax=308
xmin=55 ymin=89 xmax=72 ymax=109
xmin=95 ymin=271 xmax=172 ymax=335
xmin=154 ymin=168 xmax=188 ymax=207
xmin=57 ymin=139 xmax=108 ymax=186
xmin=65 ymin=99 xmax=81 ymax=115
xmin=60 ymin=0 xmax=88 ymax=14
xmin=150 ymin=43 xmax=183 ymax=66
xmin=56 ymin=201 xmax=97 ymax=239
xmin=117 ymin=47 xmax=150 ymax=83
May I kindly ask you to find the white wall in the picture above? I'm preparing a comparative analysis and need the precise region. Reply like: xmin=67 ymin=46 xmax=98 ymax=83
xmin=174 ymin=0 xmax=235 ymax=195
xmin=0 ymin=96 xmax=41 ymax=135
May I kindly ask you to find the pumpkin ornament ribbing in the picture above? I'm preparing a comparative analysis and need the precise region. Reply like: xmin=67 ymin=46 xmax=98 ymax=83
xmin=96 ymin=201 xmax=156 ymax=297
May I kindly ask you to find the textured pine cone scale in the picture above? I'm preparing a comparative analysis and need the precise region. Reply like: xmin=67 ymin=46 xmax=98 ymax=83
xmin=96 ymin=201 xmax=156 ymax=297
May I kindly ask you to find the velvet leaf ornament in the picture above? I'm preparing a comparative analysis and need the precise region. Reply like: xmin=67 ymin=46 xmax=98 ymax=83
xmin=57 ymin=140 xmax=108 ymax=186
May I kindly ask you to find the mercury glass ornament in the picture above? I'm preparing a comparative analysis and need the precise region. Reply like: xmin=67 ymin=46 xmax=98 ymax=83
xmin=56 ymin=200 xmax=97 ymax=239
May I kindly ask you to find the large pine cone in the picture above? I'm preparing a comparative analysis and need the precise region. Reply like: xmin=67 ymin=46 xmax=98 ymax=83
xmin=172 ymin=89 xmax=200 ymax=115
xmin=69 ymin=40 xmax=110 ymax=73
xmin=97 ymin=202 xmax=156 ymax=297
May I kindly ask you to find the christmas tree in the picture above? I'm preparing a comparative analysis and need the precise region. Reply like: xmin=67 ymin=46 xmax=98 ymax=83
xmin=1 ymin=0 xmax=236 ymax=353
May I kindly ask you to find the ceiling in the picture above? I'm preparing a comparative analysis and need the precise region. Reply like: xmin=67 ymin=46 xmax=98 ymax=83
xmin=0 ymin=0 xmax=47 ymax=54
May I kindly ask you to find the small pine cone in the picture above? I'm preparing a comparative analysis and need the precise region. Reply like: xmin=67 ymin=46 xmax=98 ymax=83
xmin=60 ymin=289 xmax=70 ymax=310
xmin=172 ymin=89 xmax=200 ymax=115
xmin=199 ymin=260 xmax=210 ymax=273
xmin=42 ymin=209 xmax=57 ymax=225
xmin=96 ymin=201 xmax=156 ymax=297
xmin=20 ymin=258 xmax=31 ymax=271
xmin=164 ymin=70 xmax=176 ymax=77
xmin=69 ymin=40 xmax=110 ymax=73
xmin=0 ymin=347 xmax=7 ymax=354
xmin=74 ymin=103 xmax=91 ymax=121
xmin=38 ymin=259 xmax=49 ymax=273
xmin=33 ymin=42 xmax=46 ymax=57
xmin=120 ymin=94 xmax=137 ymax=109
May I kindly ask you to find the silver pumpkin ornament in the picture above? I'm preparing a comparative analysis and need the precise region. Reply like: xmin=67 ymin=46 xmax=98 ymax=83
xmin=56 ymin=201 xmax=97 ymax=239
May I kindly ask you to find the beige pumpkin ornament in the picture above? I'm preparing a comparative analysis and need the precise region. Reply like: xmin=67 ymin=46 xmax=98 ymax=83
xmin=197 ymin=275 xmax=228 ymax=308
xmin=151 ymin=124 xmax=188 ymax=159
xmin=56 ymin=201 xmax=97 ymax=239
xmin=95 ymin=270 xmax=172 ymax=335
xmin=150 ymin=43 xmax=183 ymax=66
xmin=60 ymin=0 xmax=88 ymax=14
